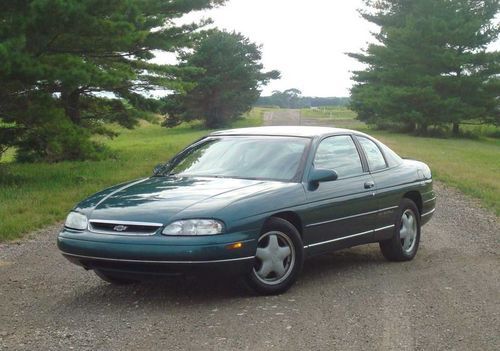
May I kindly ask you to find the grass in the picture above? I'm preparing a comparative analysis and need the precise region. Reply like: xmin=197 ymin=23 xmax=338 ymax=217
xmin=460 ymin=123 xmax=500 ymax=139
xmin=240 ymin=107 xmax=269 ymax=122
xmin=1 ymin=148 xmax=15 ymax=163
xmin=297 ymin=107 xmax=500 ymax=215
xmin=0 ymin=115 xmax=261 ymax=241
xmin=300 ymin=106 xmax=366 ymax=129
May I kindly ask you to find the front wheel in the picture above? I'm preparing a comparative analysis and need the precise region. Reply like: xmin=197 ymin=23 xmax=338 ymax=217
xmin=379 ymin=198 xmax=421 ymax=261
xmin=245 ymin=217 xmax=304 ymax=295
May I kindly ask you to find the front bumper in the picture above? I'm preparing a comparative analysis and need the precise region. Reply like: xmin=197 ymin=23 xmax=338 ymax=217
xmin=58 ymin=228 xmax=258 ymax=277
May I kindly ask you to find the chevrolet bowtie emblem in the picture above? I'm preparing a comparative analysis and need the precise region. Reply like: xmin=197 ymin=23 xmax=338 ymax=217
xmin=113 ymin=225 xmax=128 ymax=232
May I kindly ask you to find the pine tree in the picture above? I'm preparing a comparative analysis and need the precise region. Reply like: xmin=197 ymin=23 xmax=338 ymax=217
xmin=0 ymin=0 xmax=225 ymax=161
xmin=349 ymin=0 xmax=499 ymax=134
xmin=163 ymin=30 xmax=280 ymax=128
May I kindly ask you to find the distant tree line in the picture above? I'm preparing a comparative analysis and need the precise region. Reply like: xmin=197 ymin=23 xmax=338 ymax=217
xmin=350 ymin=0 xmax=499 ymax=135
xmin=256 ymin=89 xmax=350 ymax=109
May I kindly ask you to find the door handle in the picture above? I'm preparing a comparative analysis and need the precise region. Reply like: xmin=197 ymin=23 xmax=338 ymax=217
xmin=364 ymin=181 xmax=375 ymax=189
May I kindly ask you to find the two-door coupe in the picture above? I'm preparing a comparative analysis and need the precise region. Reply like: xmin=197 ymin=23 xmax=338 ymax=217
xmin=58 ymin=126 xmax=435 ymax=294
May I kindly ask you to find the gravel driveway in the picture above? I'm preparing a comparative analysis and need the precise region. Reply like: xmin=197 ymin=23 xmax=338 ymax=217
xmin=1 ymin=110 xmax=498 ymax=350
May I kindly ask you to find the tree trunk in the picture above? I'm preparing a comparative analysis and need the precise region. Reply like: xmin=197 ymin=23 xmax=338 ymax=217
xmin=406 ymin=121 xmax=416 ymax=133
xmin=418 ymin=123 xmax=428 ymax=134
xmin=452 ymin=122 xmax=460 ymax=136
xmin=61 ymin=90 xmax=81 ymax=125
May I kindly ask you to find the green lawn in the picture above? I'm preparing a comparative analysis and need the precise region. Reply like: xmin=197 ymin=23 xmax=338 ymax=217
xmin=0 ymin=116 xmax=260 ymax=241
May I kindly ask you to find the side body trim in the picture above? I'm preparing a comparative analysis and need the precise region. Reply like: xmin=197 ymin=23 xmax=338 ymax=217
xmin=305 ymin=206 xmax=398 ymax=228
xmin=424 ymin=197 xmax=437 ymax=204
xmin=61 ymin=252 xmax=255 ymax=264
xmin=304 ymin=224 xmax=395 ymax=249
xmin=421 ymin=208 xmax=436 ymax=217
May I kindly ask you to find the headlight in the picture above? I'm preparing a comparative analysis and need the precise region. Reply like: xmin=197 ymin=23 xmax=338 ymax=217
xmin=162 ymin=219 xmax=224 ymax=236
xmin=64 ymin=212 xmax=88 ymax=231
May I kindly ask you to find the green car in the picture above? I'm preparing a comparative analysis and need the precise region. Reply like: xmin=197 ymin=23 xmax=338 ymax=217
xmin=58 ymin=126 xmax=435 ymax=294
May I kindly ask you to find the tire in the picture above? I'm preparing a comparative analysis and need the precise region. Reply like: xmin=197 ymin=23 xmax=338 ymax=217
xmin=245 ymin=217 xmax=304 ymax=295
xmin=94 ymin=270 xmax=137 ymax=285
xmin=379 ymin=198 xmax=421 ymax=262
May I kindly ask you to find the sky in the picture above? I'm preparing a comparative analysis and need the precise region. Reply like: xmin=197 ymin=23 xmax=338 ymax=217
xmin=181 ymin=0 xmax=376 ymax=97
xmin=155 ymin=0 xmax=500 ymax=98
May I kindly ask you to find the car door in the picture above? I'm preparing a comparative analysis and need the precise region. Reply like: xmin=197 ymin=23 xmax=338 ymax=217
xmin=302 ymin=134 xmax=379 ymax=254
xmin=355 ymin=135 xmax=400 ymax=240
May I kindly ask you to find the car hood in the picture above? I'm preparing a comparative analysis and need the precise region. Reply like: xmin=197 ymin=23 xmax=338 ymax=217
xmin=84 ymin=176 xmax=292 ymax=224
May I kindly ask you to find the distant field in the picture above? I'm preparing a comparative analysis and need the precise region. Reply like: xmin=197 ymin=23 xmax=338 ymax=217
xmin=300 ymin=106 xmax=366 ymax=129
xmin=298 ymin=107 xmax=500 ymax=216
xmin=300 ymin=106 xmax=357 ymax=120
xmin=0 ymin=116 xmax=260 ymax=241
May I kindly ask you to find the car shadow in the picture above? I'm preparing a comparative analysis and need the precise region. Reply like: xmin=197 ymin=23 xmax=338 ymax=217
xmin=304 ymin=245 xmax=384 ymax=270
xmin=61 ymin=245 xmax=389 ymax=309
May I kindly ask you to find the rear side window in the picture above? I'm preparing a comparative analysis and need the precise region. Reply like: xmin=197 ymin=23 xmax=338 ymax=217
xmin=314 ymin=135 xmax=363 ymax=178
xmin=378 ymin=142 xmax=403 ymax=167
xmin=357 ymin=136 xmax=387 ymax=171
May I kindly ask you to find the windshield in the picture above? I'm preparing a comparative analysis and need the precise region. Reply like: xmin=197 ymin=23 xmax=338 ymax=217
xmin=165 ymin=136 xmax=310 ymax=181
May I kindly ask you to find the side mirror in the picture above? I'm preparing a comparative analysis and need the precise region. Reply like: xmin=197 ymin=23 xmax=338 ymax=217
xmin=153 ymin=163 xmax=166 ymax=176
xmin=308 ymin=168 xmax=338 ymax=190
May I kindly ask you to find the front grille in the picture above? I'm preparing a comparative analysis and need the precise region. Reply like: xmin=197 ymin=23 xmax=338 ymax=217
xmin=88 ymin=220 xmax=162 ymax=236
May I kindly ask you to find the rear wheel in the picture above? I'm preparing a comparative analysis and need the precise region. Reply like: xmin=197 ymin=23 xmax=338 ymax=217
xmin=245 ymin=217 xmax=303 ymax=295
xmin=379 ymin=198 xmax=421 ymax=261
xmin=94 ymin=270 xmax=137 ymax=285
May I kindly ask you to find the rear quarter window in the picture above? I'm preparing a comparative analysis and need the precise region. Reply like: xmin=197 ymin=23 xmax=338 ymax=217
xmin=378 ymin=142 xmax=403 ymax=168
xmin=357 ymin=136 xmax=387 ymax=172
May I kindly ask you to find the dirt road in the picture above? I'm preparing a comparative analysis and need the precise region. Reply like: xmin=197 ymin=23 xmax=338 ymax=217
xmin=1 ymin=110 xmax=498 ymax=350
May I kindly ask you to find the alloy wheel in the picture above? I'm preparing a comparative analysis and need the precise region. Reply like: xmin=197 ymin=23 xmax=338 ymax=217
xmin=400 ymin=209 xmax=417 ymax=253
xmin=254 ymin=231 xmax=295 ymax=285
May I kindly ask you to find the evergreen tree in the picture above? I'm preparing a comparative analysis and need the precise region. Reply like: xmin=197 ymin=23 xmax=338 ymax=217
xmin=0 ymin=0 xmax=225 ymax=162
xmin=349 ymin=0 xmax=499 ymax=134
xmin=163 ymin=30 xmax=279 ymax=128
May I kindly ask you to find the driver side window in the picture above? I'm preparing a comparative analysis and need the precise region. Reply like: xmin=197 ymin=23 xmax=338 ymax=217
xmin=314 ymin=135 xmax=363 ymax=178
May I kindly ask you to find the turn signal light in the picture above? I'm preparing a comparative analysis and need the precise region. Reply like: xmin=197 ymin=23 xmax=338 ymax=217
xmin=226 ymin=242 xmax=243 ymax=250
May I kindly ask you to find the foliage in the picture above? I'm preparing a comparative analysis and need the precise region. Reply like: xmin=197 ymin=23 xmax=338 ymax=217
xmin=0 ymin=0 xmax=225 ymax=162
xmin=162 ymin=30 xmax=280 ymax=128
xmin=349 ymin=0 xmax=500 ymax=134
xmin=264 ymin=88 xmax=303 ymax=109
xmin=256 ymin=89 xmax=350 ymax=108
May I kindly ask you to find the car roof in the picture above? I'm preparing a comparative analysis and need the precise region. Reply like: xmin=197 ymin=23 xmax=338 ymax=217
xmin=210 ymin=126 xmax=363 ymax=138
